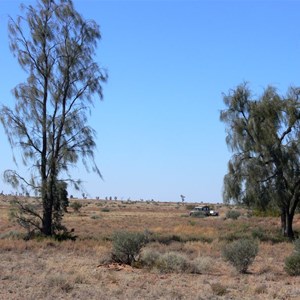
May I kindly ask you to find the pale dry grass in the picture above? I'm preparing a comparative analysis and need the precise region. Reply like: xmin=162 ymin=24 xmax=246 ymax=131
xmin=0 ymin=196 xmax=300 ymax=299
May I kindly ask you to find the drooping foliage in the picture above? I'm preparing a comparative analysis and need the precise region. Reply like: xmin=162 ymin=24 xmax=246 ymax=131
xmin=1 ymin=0 xmax=107 ymax=236
xmin=220 ymin=83 xmax=300 ymax=238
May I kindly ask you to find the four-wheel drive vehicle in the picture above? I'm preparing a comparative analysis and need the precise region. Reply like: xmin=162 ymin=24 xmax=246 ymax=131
xmin=189 ymin=205 xmax=219 ymax=217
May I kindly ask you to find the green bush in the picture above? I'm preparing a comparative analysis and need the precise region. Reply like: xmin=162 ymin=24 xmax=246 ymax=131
xmin=101 ymin=207 xmax=110 ymax=212
xmin=284 ymin=239 xmax=300 ymax=276
xmin=111 ymin=231 xmax=148 ymax=265
xmin=251 ymin=227 xmax=287 ymax=244
xmin=285 ymin=253 xmax=300 ymax=276
xmin=222 ymin=238 xmax=258 ymax=273
xmin=70 ymin=201 xmax=82 ymax=213
xmin=226 ymin=210 xmax=241 ymax=220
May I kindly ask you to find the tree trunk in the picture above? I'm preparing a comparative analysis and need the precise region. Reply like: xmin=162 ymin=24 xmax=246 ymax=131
xmin=281 ymin=207 xmax=294 ymax=239
xmin=285 ymin=212 xmax=294 ymax=240
xmin=281 ymin=207 xmax=286 ymax=236
xmin=41 ymin=180 xmax=53 ymax=236
xmin=42 ymin=200 xmax=52 ymax=236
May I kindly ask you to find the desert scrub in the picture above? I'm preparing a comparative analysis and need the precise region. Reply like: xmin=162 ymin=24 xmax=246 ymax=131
xmin=210 ymin=282 xmax=227 ymax=296
xmin=140 ymin=249 xmax=212 ymax=274
xmin=156 ymin=252 xmax=191 ymax=273
xmin=226 ymin=210 xmax=241 ymax=220
xmin=285 ymin=253 xmax=300 ymax=276
xmin=285 ymin=239 xmax=300 ymax=276
xmin=111 ymin=231 xmax=148 ymax=265
xmin=294 ymin=238 xmax=300 ymax=252
xmin=190 ymin=211 xmax=207 ymax=218
xmin=0 ymin=230 xmax=24 ymax=240
xmin=70 ymin=201 xmax=82 ymax=213
xmin=190 ymin=256 xmax=213 ymax=274
xmin=140 ymin=249 xmax=161 ymax=268
xmin=251 ymin=227 xmax=286 ymax=244
xmin=222 ymin=238 xmax=258 ymax=273
xmin=101 ymin=207 xmax=110 ymax=212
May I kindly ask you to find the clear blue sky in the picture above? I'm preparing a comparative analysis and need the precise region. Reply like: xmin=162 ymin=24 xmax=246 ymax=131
xmin=0 ymin=0 xmax=299 ymax=202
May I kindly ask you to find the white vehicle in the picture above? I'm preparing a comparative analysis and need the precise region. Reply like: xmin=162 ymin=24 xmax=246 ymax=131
xmin=189 ymin=205 xmax=219 ymax=217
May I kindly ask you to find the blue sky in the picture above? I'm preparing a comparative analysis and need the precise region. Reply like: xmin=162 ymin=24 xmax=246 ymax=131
xmin=0 ymin=0 xmax=299 ymax=202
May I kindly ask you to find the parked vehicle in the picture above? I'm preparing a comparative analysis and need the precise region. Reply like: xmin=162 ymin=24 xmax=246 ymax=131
xmin=189 ymin=205 xmax=219 ymax=217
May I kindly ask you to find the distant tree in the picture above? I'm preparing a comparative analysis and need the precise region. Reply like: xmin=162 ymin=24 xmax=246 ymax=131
xmin=180 ymin=195 xmax=185 ymax=203
xmin=220 ymin=83 xmax=300 ymax=239
xmin=1 ymin=0 xmax=107 ymax=236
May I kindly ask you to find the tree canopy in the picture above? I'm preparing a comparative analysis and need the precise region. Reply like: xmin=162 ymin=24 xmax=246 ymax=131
xmin=220 ymin=83 xmax=300 ymax=238
xmin=0 ymin=0 xmax=107 ymax=236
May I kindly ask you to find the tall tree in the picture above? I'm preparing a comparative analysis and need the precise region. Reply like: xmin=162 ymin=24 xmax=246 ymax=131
xmin=220 ymin=83 xmax=300 ymax=239
xmin=1 ymin=0 xmax=107 ymax=236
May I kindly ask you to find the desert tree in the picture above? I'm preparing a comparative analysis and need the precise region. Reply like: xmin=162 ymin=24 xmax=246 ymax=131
xmin=0 ymin=0 xmax=107 ymax=236
xmin=220 ymin=83 xmax=300 ymax=239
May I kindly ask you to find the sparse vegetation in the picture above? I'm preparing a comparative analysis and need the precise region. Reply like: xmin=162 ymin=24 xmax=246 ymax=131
xmin=111 ymin=231 xmax=148 ymax=265
xmin=285 ymin=238 xmax=300 ymax=276
xmin=70 ymin=201 xmax=82 ymax=213
xmin=0 ymin=197 xmax=299 ymax=299
xmin=210 ymin=282 xmax=228 ymax=296
xmin=226 ymin=209 xmax=241 ymax=220
xmin=284 ymin=253 xmax=300 ymax=276
xmin=156 ymin=251 xmax=191 ymax=273
xmin=222 ymin=238 xmax=259 ymax=273
xmin=190 ymin=211 xmax=207 ymax=218
xmin=101 ymin=207 xmax=110 ymax=212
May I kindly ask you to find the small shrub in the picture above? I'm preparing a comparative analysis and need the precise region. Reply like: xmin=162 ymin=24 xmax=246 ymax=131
xmin=141 ymin=250 xmax=212 ymax=274
xmin=111 ymin=231 xmax=148 ymax=265
xmin=294 ymin=239 xmax=300 ymax=252
xmin=70 ymin=201 xmax=82 ymax=213
xmin=255 ymin=284 xmax=267 ymax=294
xmin=47 ymin=275 xmax=73 ymax=293
xmin=91 ymin=214 xmax=101 ymax=220
xmin=190 ymin=211 xmax=207 ymax=218
xmin=54 ymin=228 xmax=77 ymax=241
xmin=190 ymin=256 xmax=213 ymax=274
xmin=210 ymin=283 xmax=227 ymax=296
xmin=284 ymin=253 xmax=300 ymax=276
xmin=101 ymin=207 xmax=110 ymax=212
xmin=222 ymin=238 xmax=258 ymax=273
xmin=140 ymin=249 xmax=160 ymax=268
xmin=226 ymin=210 xmax=241 ymax=220
xmin=185 ymin=204 xmax=195 ymax=210
xmin=252 ymin=227 xmax=267 ymax=241
xmin=157 ymin=252 xmax=191 ymax=273
xmin=285 ymin=240 xmax=300 ymax=276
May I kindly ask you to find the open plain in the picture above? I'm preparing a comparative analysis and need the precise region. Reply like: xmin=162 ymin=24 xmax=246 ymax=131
xmin=0 ymin=196 xmax=300 ymax=300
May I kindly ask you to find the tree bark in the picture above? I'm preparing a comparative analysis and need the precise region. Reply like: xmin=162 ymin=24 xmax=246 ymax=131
xmin=281 ymin=207 xmax=286 ymax=236
xmin=285 ymin=211 xmax=294 ymax=240
xmin=42 ymin=197 xmax=53 ymax=236
xmin=41 ymin=180 xmax=53 ymax=236
xmin=281 ymin=207 xmax=294 ymax=239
